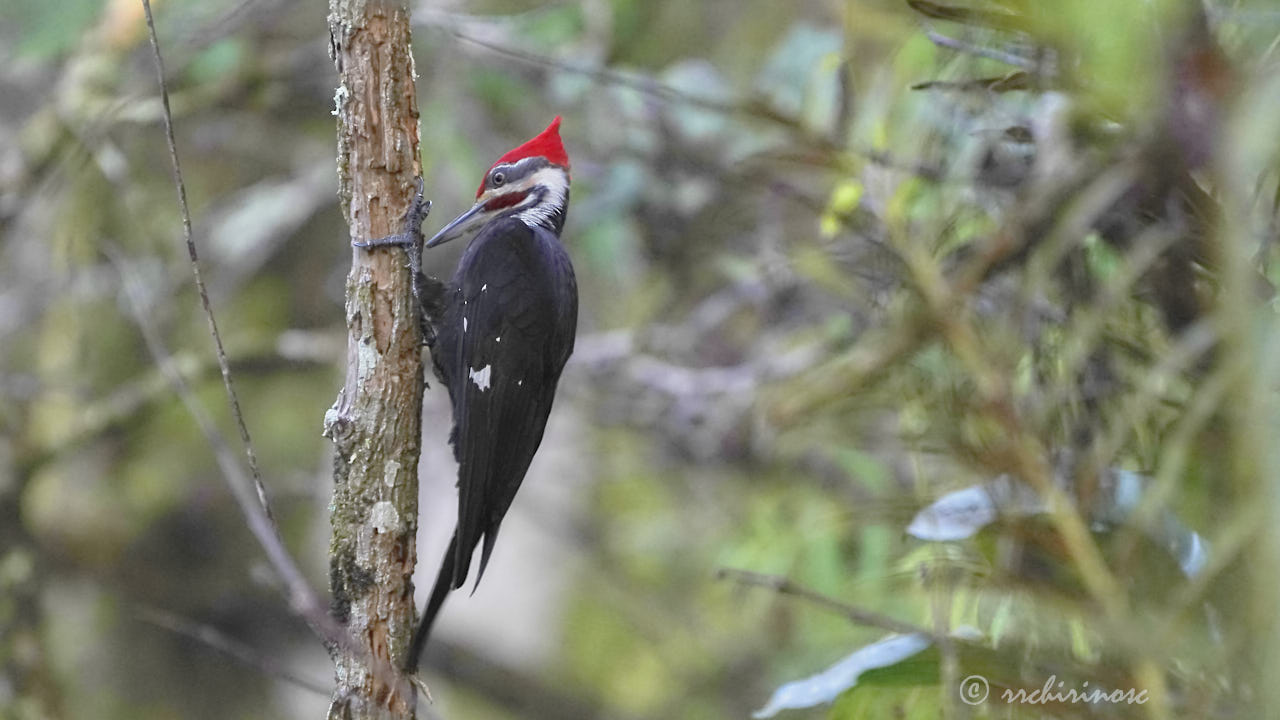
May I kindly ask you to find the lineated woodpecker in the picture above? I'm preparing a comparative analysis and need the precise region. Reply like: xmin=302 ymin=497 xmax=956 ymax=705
xmin=357 ymin=117 xmax=578 ymax=671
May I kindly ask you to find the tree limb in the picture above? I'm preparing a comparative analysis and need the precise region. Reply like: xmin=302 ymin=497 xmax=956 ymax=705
xmin=716 ymin=567 xmax=935 ymax=638
xmin=324 ymin=0 xmax=429 ymax=716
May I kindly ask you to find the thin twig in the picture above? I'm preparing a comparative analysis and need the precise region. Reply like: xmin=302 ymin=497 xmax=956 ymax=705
xmin=890 ymin=235 xmax=1173 ymax=716
xmin=139 ymin=0 xmax=271 ymax=523
xmin=136 ymin=2 xmax=417 ymax=702
xmin=112 ymin=241 xmax=416 ymax=705
xmin=111 ymin=251 xmax=325 ymax=640
xmin=22 ymin=337 xmax=334 ymax=474
xmin=138 ymin=0 xmax=310 ymax=630
xmin=428 ymin=23 xmax=738 ymax=116
xmin=136 ymin=605 xmax=331 ymax=697
xmin=716 ymin=567 xmax=934 ymax=638
xmin=899 ymin=238 xmax=1126 ymax=611
xmin=423 ymin=17 xmax=959 ymax=186
xmin=767 ymin=313 xmax=932 ymax=426
xmin=924 ymin=28 xmax=1036 ymax=70
xmin=420 ymin=20 xmax=827 ymax=143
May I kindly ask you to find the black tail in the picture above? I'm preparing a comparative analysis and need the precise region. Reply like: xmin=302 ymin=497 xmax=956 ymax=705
xmin=406 ymin=533 xmax=457 ymax=673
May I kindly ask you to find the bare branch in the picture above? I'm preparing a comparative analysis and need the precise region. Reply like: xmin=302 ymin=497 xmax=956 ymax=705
xmin=110 ymin=251 xmax=390 ymax=678
xmin=923 ymin=28 xmax=1036 ymax=70
xmin=139 ymin=0 xmax=272 ymax=523
xmin=134 ymin=2 xmax=417 ymax=705
xmin=415 ymin=17 xmax=841 ymax=151
xmin=716 ymin=567 xmax=934 ymax=638
xmin=136 ymin=605 xmax=331 ymax=697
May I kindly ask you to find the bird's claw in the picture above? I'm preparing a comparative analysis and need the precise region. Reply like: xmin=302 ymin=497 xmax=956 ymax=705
xmin=352 ymin=180 xmax=431 ymax=249
xmin=350 ymin=177 xmax=442 ymax=347
xmin=353 ymin=232 xmax=413 ymax=249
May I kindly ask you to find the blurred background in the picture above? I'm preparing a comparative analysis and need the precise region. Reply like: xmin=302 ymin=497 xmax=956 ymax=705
xmin=3 ymin=0 xmax=1280 ymax=718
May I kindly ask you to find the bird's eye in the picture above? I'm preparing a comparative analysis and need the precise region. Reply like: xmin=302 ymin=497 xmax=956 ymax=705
xmin=492 ymin=172 xmax=506 ymax=187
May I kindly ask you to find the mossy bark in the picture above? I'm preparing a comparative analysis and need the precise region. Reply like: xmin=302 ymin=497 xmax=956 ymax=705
xmin=323 ymin=0 xmax=424 ymax=717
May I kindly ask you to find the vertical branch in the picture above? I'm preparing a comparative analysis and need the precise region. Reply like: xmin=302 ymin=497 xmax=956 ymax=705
xmin=323 ymin=0 xmax=424 ymax=717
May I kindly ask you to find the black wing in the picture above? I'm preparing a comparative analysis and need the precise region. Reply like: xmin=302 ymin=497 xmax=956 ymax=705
xmin=432 ymin=217 xmax=576 ymax=591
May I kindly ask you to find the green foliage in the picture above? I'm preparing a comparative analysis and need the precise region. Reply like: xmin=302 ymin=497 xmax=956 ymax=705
xmin=6 ymin=0 xmax=102 ymax=59
xmin=757 ymin=25 xmax=843 ymax=129
xmin=830 ymin=684 xmax=943 ymax=720
xmin=187 ymin=38 xmax=248 ymax=86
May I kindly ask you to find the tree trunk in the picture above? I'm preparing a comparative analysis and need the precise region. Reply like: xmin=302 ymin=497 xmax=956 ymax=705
xmin=323 ymin=0 xmax=424 ymax=717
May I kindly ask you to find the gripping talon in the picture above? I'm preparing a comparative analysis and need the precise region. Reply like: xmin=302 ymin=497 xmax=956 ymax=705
xmin=350 ymin=177 xmax=441 ymax=347
xmin=353 ymin=233 xmax=412 ymax=249
xmin=352 ymin=181 xmax=431 ymax=249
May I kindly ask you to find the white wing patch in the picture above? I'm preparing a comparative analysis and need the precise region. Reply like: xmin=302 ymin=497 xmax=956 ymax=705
xmin=463 ymin=317 xmax=468 ymax=332
xmin=468 ymin=364 xmax=492 ymax=391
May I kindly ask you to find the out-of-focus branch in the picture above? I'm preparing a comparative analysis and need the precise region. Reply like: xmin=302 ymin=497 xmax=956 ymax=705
xmin=22 ymin=331 xmax=338 ymax=474
xmin=766 ymin=313 xmax=931 ymax=427
xmin=717 ymin=567 xmax=935 ymax=638
xmin=905 ymin=0 xmax=1025 ymax=32
xmin=573 ymin=331 xmax=820 ymax=398
xmin=891 ymin=225 xmax=1173 ymax=716
xmin=140 ymin=0 xmax=269 ymax=521
xmin=923 ymin=28 xmax=1037 ymax=70
xmin=113 ymin=253 xmax=403 ymax=694
xmin=571 ymin=328 xmax=825 ymax=460
xmin=137 ymin=605 xmax=331 ymax=697
xmin=424 ymin=640 xmax=649 ymax=720
xmin=413 ymin=15 xmax=859 ymax=157
xmin=137 ymin=2 xmax=417 ymax=709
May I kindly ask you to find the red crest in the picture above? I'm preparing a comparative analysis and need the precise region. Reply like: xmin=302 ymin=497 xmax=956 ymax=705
xmin=477 ymin=116 xmax=569 ymax=197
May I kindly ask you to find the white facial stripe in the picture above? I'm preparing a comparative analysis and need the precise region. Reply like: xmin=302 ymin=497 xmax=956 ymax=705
xmin=513 ymin=167 xmax=569 ymax=226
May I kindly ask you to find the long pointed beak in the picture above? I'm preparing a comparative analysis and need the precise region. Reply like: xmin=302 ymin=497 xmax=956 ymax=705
xmin=426 ymin=202 xmax=486 ymax=248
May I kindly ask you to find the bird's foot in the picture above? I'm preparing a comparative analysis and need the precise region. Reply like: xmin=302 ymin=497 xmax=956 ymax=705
xmin=353 ymin=178 xmax=431 ymax=249
xmin=353 ymin=177 xmax=440 ymax=346
xmin=352 ymin=232 xmax=415 ymax=249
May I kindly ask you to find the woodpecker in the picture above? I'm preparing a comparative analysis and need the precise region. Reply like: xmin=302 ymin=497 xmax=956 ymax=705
xmin=359 ymin=117 xmax=577 ymax=671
